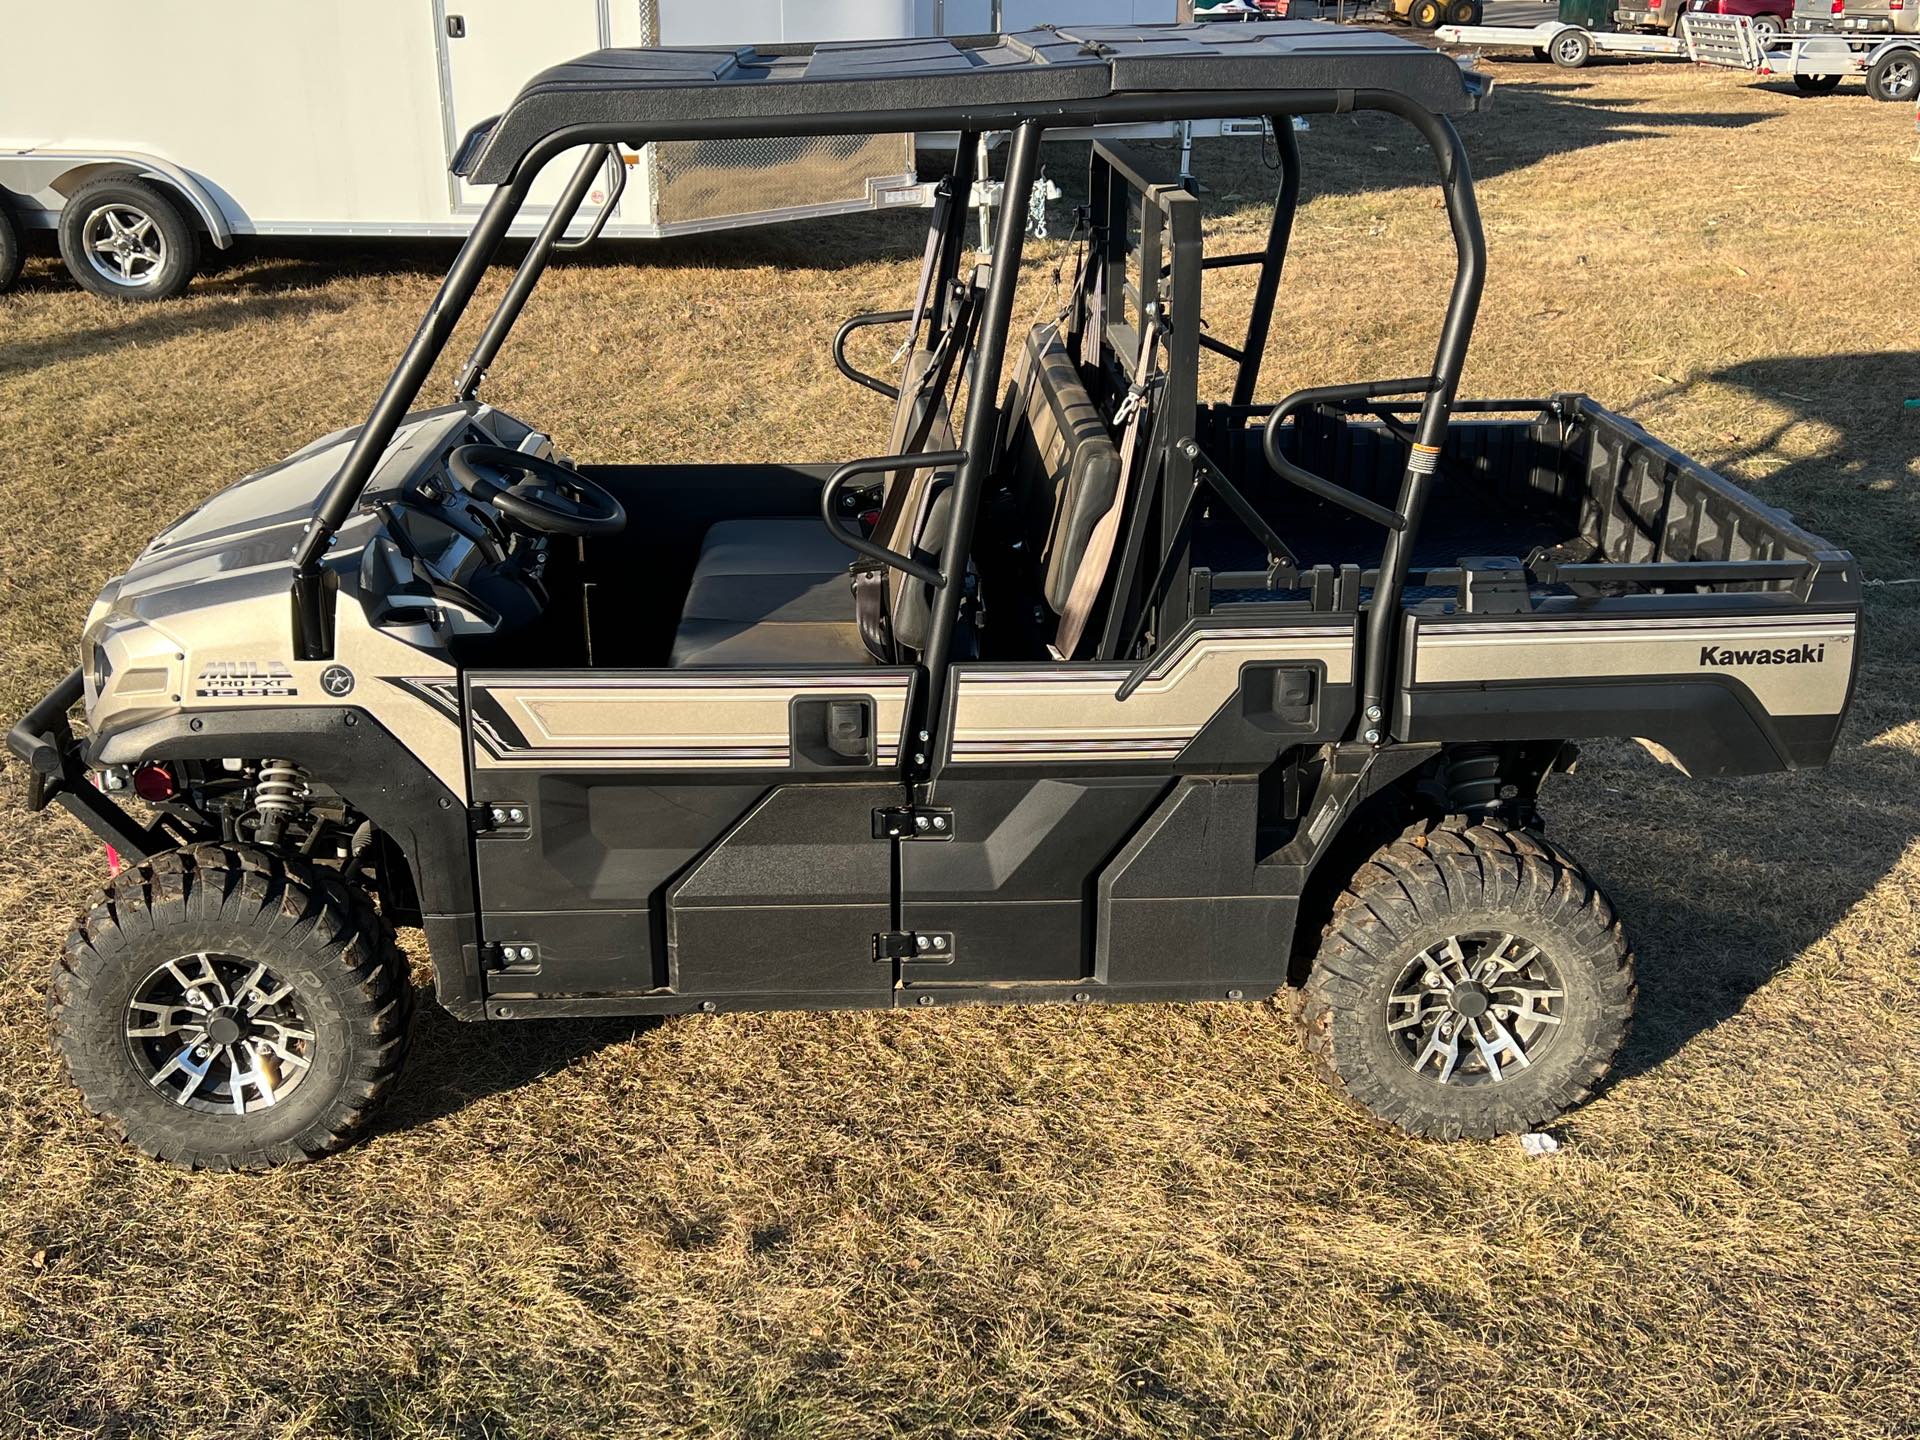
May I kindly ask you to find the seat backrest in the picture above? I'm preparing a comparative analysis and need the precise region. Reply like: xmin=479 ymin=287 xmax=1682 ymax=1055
xmin=1007 ymin=327 xmax=1121 ymax=616
xmin=874 ymin=347 xmax=959 ymax=657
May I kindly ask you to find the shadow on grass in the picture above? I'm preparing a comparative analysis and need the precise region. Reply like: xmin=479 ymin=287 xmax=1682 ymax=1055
xmin=377 ymin=1004 xmax=662 ymax=1135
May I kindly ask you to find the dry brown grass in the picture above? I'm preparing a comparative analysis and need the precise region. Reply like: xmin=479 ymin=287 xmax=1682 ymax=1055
xmin=1 ymin=63 xmax=1917 ymax=1439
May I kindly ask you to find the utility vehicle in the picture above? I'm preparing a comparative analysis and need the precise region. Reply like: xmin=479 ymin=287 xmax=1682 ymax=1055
xmin=11 ymin=22 xmax=1861 ymax=1169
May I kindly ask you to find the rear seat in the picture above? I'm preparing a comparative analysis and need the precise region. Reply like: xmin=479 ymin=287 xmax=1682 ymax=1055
xmin=665 ymin=323 xmax=1118 ymax=668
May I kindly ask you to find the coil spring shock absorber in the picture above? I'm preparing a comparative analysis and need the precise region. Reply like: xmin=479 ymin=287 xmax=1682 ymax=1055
xmin=253 ymin=759 xmax=308 ymax=847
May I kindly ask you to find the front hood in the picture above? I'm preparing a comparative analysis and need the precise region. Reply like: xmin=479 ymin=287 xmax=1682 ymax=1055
xmin=129 ymin=406 xmax=478 ymax=595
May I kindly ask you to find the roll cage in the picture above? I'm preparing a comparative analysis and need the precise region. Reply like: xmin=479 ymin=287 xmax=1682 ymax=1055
xmin=290 ymin=19 xmax=1491 ymax=741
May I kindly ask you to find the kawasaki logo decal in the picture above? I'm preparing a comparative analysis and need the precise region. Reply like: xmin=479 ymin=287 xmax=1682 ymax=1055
xmin=1698 ymin=643 xmax=1825 ymax=668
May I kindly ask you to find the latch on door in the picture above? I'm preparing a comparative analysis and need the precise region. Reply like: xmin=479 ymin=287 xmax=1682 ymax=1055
xmin=791 ymin=696 xmax=874 ymax=768
xmin=872 ymin=806 xmax=954 ymax=839
xmin=445 ymin=14 xmax=467 ymax=38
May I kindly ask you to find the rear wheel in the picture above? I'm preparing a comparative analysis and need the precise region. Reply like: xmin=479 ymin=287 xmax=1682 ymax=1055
xmin=1411 ymin=0 xmax=1445 ymax=27
xmin=1295 ymin=817 xmax=1635 ymax=1139
xmin=1550 ymin=28 xmax=1594 ymax=66
xmin=1793 ymin=71 xmax=1843 ymax=93
xmin=56 ymin=177 xmax=198 ymax=301
xmin=1750 ymin=13 xmax=1783 ymax=44
xmin=1867 ymin=48 xmax=1920 ymax=102
xmin=1447 ymin=0 xmax=1483 ymax=23
xmin=51 ymin=844 xmax=413 ymax=1169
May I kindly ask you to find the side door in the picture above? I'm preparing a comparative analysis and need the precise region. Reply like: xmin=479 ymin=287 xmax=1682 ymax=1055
xmin=462 ymin=666 xmax=914 ymax=1009
xmin=435 ymin=0 xmax=623 ymax=214
xmin=897 ymin=614 xmax=1361 ymax=998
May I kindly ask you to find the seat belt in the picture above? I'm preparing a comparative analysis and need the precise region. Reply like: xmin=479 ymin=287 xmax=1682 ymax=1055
xmin=1051 ymin=318 xmax=1162 ymax=662
xmin=850 ymin=286 xmax=980 ymax=663
xmin=893 ymin=185 xmax=951 ymax=367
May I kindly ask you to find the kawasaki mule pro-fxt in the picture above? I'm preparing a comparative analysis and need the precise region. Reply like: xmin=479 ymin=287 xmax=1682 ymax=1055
xmin=10 ymin=23 xmax=1860 ymax=1167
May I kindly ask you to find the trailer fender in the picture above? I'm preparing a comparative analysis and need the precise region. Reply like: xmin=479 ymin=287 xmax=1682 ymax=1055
xmin=0 ymin=150 xmax=233 ymax=248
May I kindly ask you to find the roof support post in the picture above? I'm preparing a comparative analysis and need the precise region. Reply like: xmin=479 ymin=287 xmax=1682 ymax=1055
xmin=1356 ymin=104 xmax=1486 ymax=736
xmin=456 ymin=144 xmax=613 ymax=402
xmin=292 ymin=169 xmax=535 ymax=657
xmin=1228 ymin=117 xmax=1300 ymax=410
xmin=920 ymin=119 xmax=1042 ymax=785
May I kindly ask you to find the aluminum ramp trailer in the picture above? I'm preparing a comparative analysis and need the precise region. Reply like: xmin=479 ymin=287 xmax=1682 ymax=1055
xmin=1435 ymin=11 xmax=1761 ymax=65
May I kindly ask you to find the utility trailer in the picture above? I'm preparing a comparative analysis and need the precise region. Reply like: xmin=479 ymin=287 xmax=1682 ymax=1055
xmin=1436 ymin=10 xmax=1761 ymax=65
xmin=0 ymin=0 xmax=926 ymax=301
xmin=10 ymin=21 xmax=1861 ymax=1170
xmin=1750 ymin=29 xmax=1920 ymax=97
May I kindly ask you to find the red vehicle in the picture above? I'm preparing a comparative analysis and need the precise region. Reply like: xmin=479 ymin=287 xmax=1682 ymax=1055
xmin=1613 ymin=0 xmax=1791 ymax=38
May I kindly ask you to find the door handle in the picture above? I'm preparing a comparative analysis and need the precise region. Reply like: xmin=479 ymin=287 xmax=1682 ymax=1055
xmin=446 ymin=14 xmax=466 ymax=38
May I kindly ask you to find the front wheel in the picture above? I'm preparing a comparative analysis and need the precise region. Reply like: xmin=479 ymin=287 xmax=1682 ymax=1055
xmin=1295 ymin=817 xmax=1635 ymax=1140
xmin=51 ymin=844 xmax=413 ymax=1169
xmin=1411 ymin=0 xmax=1445 ymax=27
xmin=1867 ymin=49 xmax=1920 ymax=102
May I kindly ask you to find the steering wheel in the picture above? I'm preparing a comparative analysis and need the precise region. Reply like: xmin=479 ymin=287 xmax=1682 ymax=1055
xmin=446 ymin=444 xmax=626 ymax=538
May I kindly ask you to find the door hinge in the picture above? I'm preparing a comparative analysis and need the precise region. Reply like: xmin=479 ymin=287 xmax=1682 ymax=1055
xmin=873 ymin=806 xmax=954 ymax=840
xmin=471 ymin=802 xmax=529 ymax=836
xmin=873 ymin=931 xmax=954 ymax=962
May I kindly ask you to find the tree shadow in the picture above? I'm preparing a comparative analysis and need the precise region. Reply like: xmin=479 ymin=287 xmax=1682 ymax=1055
xmin=1569 ymin=347 xmax=1919 ymax=1085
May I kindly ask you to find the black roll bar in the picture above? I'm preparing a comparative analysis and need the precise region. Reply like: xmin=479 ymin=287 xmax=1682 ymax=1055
xmin=819 ymin=451 xmax=970 ymax=587
xmin=455 ymin=144 xmax=616 ymax=403
xmin=293 ymin=169 xmax=541 ymax=655
xmin=1251 ymin=103 xmax=1485 ymax=736
xmin=1229 ymin=117 xmax=1299 ymax=409
xmin=922 ymin=119 xmax=1042 ymax=777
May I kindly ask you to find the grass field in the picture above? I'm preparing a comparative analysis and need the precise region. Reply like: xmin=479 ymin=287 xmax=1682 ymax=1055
xmin=2 ymin=61 xmax=1918 ymax=1439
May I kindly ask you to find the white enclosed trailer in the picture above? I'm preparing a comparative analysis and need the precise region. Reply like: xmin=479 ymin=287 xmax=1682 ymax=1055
xmin=0 ymin=0 xmax=927 ymax=300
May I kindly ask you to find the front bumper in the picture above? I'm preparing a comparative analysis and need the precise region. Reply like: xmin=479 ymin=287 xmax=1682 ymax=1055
xmin=8 ymin=667 xmax=163 ymax=859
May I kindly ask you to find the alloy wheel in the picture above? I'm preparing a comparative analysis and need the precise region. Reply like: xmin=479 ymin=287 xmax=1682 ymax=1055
xmin=123 ymin=952 xmax=316 ymax=1114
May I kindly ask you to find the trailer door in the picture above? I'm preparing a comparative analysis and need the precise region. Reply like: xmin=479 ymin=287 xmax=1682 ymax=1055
xmin=438 ymin=0 xmax=620 ymax=212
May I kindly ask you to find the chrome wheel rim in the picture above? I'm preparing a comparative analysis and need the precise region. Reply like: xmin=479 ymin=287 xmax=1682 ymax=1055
xmin=1387 ymin=932 xmax=1565 ymax=1086
xmin=1554 ymin=36 xmax=1585 ymax=62
xmin=82 ymin=203 xmax=167 ymax=287
xmin=124 ymin=953 xmax=315 ymax=1114
xmin=1884 ymin=58 xmax=1918 ymax=99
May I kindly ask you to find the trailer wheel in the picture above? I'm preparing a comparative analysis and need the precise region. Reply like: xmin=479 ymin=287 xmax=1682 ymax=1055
xmin=0 ymin=201 xmax=21 ymax=295
xmin=1550 ymin=28 xmax=1594 ymax=66
xmin=57 ymin=177 xmax=199 ymax=302
xmin=1294 ymin=816 xmax=1635 ymax=1140
xmin=1866 ymin=49 xmax=1919 ymax=102
xmin=1792 ymin=71 xmax=1843 ymax=93
xmin=50 ymin=844 xmax=414 ymax=1169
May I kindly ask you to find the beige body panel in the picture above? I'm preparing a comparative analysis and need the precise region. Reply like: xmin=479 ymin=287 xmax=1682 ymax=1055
xmin=468 ymin=671 xmax=915 ymax=770
xmin=1406 ymin=611 xmax=1857 ymax=718
xmin=946 ymin=622 xmax=1357 ymax=765
xmin=85 ymin=578 xmax=469 ymax=798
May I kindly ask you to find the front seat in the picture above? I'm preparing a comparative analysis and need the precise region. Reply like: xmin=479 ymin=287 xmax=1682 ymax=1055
xmin=667 ymin=327 xmax=967 ymax=669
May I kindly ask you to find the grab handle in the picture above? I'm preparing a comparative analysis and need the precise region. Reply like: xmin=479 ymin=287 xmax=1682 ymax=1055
xmin=1260 ymin=377 xmax=1441 ymax=533
xmin=832 ymin=309 xmax=915 ymax=401
xmin=820 ymin=450 xmax=969 ymax=587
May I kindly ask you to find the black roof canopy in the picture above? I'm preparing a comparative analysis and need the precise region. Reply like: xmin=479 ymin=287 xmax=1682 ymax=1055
xmin=456 ymin=21 xmax=1487 ymax=185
